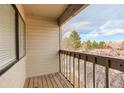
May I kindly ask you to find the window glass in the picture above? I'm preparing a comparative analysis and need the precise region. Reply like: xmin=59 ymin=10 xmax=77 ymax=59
xmin=19 ymin=15 xmax=25 ymax=58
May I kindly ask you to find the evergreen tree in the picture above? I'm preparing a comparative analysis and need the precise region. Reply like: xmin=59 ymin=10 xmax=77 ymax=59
xmin=92 ymin=40 xmax=98 ymax=48
xmin=99 ymin=41 xmax=106 ymax=48
xmin=121 ymin=41 xmax=124 ymax=49
xmin=62 ymin=37 xmax=69 ymax=50
xmin=68 ymin=31 xmax=81 ymax=50
xmin=86 ymin=40 xmax=92 ymax=49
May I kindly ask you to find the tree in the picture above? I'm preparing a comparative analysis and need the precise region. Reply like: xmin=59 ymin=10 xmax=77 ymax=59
xmin=92 ymin=40 xmax=98 ymax=48
xmin=86 ymin=40 xmax=92 ymax=49
xmin=99 ymin=41 xmax=106 ymax=48
xmin=81 ymin=41 xmax=88 ymax=52
xmin=68 ymin=31 xmax=81 ymax=50
xmin=121 ymin=41 xmax=124 ymax=49
xmin=62 ymin=37 xmax=69 ymax=50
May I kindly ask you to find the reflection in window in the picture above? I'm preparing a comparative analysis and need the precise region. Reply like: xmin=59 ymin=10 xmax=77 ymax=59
xmin=19 ymin=15 xmax=25 ymax=58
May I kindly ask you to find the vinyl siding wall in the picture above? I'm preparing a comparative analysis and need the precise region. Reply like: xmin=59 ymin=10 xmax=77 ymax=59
xmin=0 ymin=5 xmax=26 ymax=88
xmin=26 ymin=16 xmax=59 ymax=77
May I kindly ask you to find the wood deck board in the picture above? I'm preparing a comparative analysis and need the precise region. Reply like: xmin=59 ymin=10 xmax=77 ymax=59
xmin=52 ymin=73 xmax=63 ymax=88
xmin=34 ymin=76 xmax=39 ymax=88
xmin=59 ymin=73 xmax=73 ymax=88
xmin=42 ymin=75 xmax=48 ymax=88
xmin=38 ymin=76 xmax=43 ymax=88
xmin=28 ymin=77 xmax=34 ymax=88
xmin=24 ymin=73 xmax=72 ymax=88
xmin=48 ymin=74 xmax=58 ymax=88
xmin=24 ymin=78 xmax=30 ymax=88
xmin=55 ymin=73 xmax=68 ymax=88
xmin=45 ymin=75 xmax=53 ymax=88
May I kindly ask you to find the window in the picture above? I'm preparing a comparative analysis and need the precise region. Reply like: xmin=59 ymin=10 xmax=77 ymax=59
xmin=0 ymin=4 xmax=26 ymax=74
xmin=61 ymin=4 xmax=124 ymax=59
xmin=0 ymin=5 xmax=16 ymax=71
xmin=19 ymin=15 xmax=25 ymax=58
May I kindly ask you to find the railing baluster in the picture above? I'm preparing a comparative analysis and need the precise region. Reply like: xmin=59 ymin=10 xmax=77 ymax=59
xmin=61 ymin=52 xmax=63 ymax=73
xmin=62 ymin=53 xmax=64 ymax=74
xmin=64 ymin=52 xmax=66 ymax=76
xmin=65 ymin=51 xmax=66 ymax=77
xmin=66 ymin=52 xmax=68 ymax=78
xmin=67 ymin=52 xmax=69 ymax=80
xmin=60 ymin=52 xmax=62 ymax=73
xmin=59 ymin=51 xmax=61 ymax=73
xmin=73 ymin=53 xmax=75 ymax=87
xmin=68 ymin=52 xmax=70 ymax=80
xmin=84 ymin=55 xmax=87 ymax=88
xmin=106 ymin=59 xmax=110 ymax=88
xmin=93 ymin=57 xmax=96 ymax=88
xmin=69 ymin=52 xmax=71 ymax=81
xmin=78 ymin=54 xmax=80 ymax=88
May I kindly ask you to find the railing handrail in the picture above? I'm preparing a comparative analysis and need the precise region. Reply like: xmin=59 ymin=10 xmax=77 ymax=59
xmin=60 ymin=49 xmax=124 ymax=61
xmin=60 ymin=50 xmax=124 ymax=72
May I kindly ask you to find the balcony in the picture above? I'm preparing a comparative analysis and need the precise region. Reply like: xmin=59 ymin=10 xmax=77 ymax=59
xmin=0 ymin=4 xmax=124 ymax=88
xmin=23 ymin=49 xmax=124 ymax=88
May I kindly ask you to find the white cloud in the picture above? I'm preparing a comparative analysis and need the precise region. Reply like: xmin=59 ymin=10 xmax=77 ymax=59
xmin=80 ymin=33 xmax=99 ymax=40
xmin=62 ymin=21 xmax=90 ymax=38
xmin=99 ymin=19 xmax=124 ymax=30
xmin=80 ymin=19 xmax=124 ymax=39
xmin=81 ymin=29 xmax=124 ymax=39
xmin=69 ymin=21 xmax=90 ymax=32
xmin=70 ymin=21 xmax=89 ymax=28
xmin=62 ymin=19 xmax=124 ymax=40
xmin=97 ymin=29 xmax=124 ymax=36
xmin=63 ymin=31 xmax=71 ymax=38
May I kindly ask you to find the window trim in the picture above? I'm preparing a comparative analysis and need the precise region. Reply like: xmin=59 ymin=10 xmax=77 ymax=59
xmin=0 ymin=4 xmax=26 ymax=76
xmin=18 ymin=10 xmax=26 ymax=60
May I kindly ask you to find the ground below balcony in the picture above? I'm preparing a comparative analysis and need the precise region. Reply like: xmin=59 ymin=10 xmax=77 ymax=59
xmin=24 ymin=72 xmax=73 ymax=88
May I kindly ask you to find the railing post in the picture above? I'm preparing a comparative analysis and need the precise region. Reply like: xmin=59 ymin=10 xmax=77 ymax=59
xmin=106 ymin=59 xmax=110 ymax=88
xmin=66 ymin=51 xmax=68 ymax=78
xmin=62 ymin=51 xmax=64 ymax=74
xmin=84 ymin=55 xmax=87 ymax=88
xmin=69 ymin=52 xmax=71 ymax=81
xmin=73 ymin=53 xmax=75 ymax=88
xmin=59 ymin=50 xmax=61 ymax=73
xmin=64 ymin=51 xmax=66 ymax=76
xmin=93 ymin=57 xmax=96 ymax=88
xmin=78 ymin=54 xmax=81 ymax=88
xmin=67 ymin=52 xmax=70 ymax=80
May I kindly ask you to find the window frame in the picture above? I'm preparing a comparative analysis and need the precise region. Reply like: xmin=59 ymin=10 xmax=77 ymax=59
xmin=18 ymin=10 xmax=26 ymax=60
xmin=0 ymin=4 xmax=26 ymax=75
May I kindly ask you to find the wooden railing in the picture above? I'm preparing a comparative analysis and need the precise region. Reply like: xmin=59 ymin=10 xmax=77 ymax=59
xmin=59 ymin=50 xmax=124 ymax=88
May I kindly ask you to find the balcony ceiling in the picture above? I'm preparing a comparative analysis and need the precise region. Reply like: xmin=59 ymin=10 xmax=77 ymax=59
xmin=23 ymin=4 xmax=69 ymax=19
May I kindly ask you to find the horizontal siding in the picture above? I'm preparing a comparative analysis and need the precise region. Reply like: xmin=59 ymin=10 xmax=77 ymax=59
xmin=26 ymin=16 xmax=59 ymax=77
xmin=0 ymin=57 xmax=26 ymax=88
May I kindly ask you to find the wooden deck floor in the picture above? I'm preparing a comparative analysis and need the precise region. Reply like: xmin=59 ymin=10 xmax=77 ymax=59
xmin=24 ymin=72 xmax=73 ymax=88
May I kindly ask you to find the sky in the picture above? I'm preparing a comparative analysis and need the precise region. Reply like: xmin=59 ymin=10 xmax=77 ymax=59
xmin=62 ymin=4 xmax=124 ymax=42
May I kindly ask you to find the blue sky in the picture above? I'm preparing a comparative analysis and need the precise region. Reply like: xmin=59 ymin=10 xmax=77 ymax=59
xmin=63 ymin=4 xmax=124 ymax=42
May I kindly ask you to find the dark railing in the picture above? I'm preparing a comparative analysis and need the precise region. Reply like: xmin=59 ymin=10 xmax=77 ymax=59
xmin=59 ymin=50 xmax=124 ymax=88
